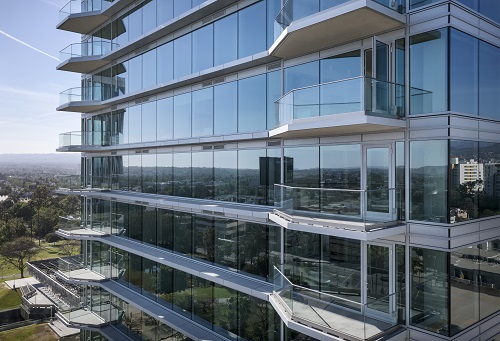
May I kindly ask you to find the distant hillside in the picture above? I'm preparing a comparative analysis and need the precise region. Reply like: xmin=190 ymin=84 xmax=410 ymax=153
xmin=0 ymin=154 xmax=80 ymax=174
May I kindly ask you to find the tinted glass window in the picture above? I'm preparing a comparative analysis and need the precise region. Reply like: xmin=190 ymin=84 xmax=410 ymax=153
xmin=192 ymin=88 xmax=213 ymax=137
xmin=214 ymin=81 xmax=237 ymax=135
xmin=238 ymin=74 xmax=267 ymax=132
xmin=192 ymin=25 xmax=214 ymax=73
xmin=238 ymin=2 xmax=266 ymax=58
xmin=173 ymin=92 xmax=191 ymax=139
xmin=214 ymin=14 xmax=237 ymax=66
xmin=174 ymin=34 xmax=192 ymax=79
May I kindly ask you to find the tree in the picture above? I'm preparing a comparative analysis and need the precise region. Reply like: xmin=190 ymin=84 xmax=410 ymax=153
xmin=59 ymin=239 xmax=79 ymax=257
xmin=0 ymin=237 xmax=39 ymax=278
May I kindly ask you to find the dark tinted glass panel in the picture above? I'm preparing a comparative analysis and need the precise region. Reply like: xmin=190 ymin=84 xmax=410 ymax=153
xmin=284 ymin=230 xmax=320 ymax=290
xmin=192 ymin=152 xmax=213 ymax=199
xmin=214 ymin=218 xmax=237 ymax=269
xmin=321 ymin=237 xmax=361 ymax=306
xmin=214 ymin=150 xmax=237 ymax=201
xmin=213 ymin=284 xmax=238 ymax=338
xmin=238 ymin=2 xmax=266 ymax=58
xmin=238 ymin=222 xmax=269 ymax=280
xmin=450 ymin=246 xmax=479 ymax=335
xmin=450 ymin=29 xmax=478 ymax=115
xmin=214 ymin=81 xmax=237 ymax=135
xmin=409 ymin=140 xmax=448 ymax=222
xmin=157 ymin=153 xmax=173 ymax=196
xmin=142 ymin=153 xmax=156 ymax=194
xmin=193 ymin=277 xmax=214 ymax=327
xmin=410 ymin=29 xmax=448 ymax=114
xmin=173 ymin=152 xmax=191 ymax=197
xmin=142 ymin=257 xmax=157 ymax=300
xmin=173 ymin=269 xmax=192 ymax=317
xmin=173 ymin=212 xmax=192 ymax=255
xmin=128 ymin=154 xmax=141 ymax=192
xmin=479 ymin=41 xmax=500 ymax=120
xmin=449 ymin=140 xmax=479 ymax=222
xmin=128 ymin=253 xmax=142 ymax=292
xmin=478 ymin=142 xmax=500 ymax=217
xmin=238 ymin=74 xmax=267 ymax=132
xmin=192 ymin=88 xmax=213 ymax=137
xmin=238 ymin=149 xmax=267 ymax=205
xmin=320 ymin=144 xmax=361 ymax=189
xmin=193 ymin=216 xmax=215 ymax=262
xmin=113 ymin=15 xmax=128 ymax=47
xmin=192 ymin=25 xmax=213 ymax=73
xmin=478 ymin=240 xmax=500 ymax=319
xmin=214 ymin=14 xmax=237 ymax=66
xmin=157 ymin=209 xmax=173 ymax=251
xmin=480 ymin=0 xmax=500 ymax=23
xmin=157 ymin=264 xmax=173 ymax=308
xmin=410 ymin=248 xmax=449 ymax=336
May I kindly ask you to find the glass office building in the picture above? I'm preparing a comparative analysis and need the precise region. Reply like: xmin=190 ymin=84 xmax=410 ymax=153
xmin=29 ymin=0 xmax=500 ymax=340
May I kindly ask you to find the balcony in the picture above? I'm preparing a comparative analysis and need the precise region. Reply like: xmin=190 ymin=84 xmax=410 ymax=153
xmin=271 ymin=185 xmax=405 ymax=239
xmin=270 ymin=77 xmax=415 ymax=138
xmin=58 ymin=85 xmax=110 ymax=112
xmin=58 ymin=41 xmax=118 ymax=73
xmin=58 ymin=131 xmax=112 ymax=151
xmin=56 ymin=252 xmax=125 ymax=284
xmin=272 ymin=266 xmax=403 ymax=340
xmin=57 ymin=214 xmax=125 ymax=238
xmin=58 ymin=0 xmax=134 ymax=34
xmin=271 ymin=0 xmax=405 ymax=59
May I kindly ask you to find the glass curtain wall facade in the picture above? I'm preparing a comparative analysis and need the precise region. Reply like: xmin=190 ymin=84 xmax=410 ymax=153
xmin=54 ymin=0 xmax=500 ymax=340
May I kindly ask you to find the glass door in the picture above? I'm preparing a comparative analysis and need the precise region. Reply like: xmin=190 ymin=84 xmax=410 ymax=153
xmin=370 ymin=38 xmax=391 ymax=115
xmin=366 ymin=243 xmax=395 ymax=322
xmin=364 ymin=145 xmax=393 ymax=222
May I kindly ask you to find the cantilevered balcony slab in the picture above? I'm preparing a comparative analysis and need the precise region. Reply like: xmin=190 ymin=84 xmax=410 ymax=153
xmin=57 ymin=0 xmax=135 ymax=34
xmin=270 ymin=210 xmax=405 ymax=241
xmin=57 ymin=100 xmax=108 ymax=113
xmin=269 ymin=111 xmax=406 ymax=139
xmin=270 ymin=0 xmax=405 ymax=59
xmin=57 ymin=55 xmax=111 ymax=73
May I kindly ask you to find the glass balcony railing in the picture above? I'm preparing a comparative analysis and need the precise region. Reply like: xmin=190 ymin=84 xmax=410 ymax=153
xmin=273 ymin=266 xmax=399 ymax=340
xmin=275 ymin=0 xmax=405 ymax=36
xmin=58 ymin=212 xmax=125 ymax=236
xmin=59 ymin=131 xmax=112 ymax=148
xmin=59 ymin=0 xmax=115 ymax=21
xmin=58 ymin=251 xmax=125 ymax=281
xmin=59 ymin=131 xmax=81 ymax=147
xmin=274 ymin=77 xmax=408 ymax=127
xmin=59 ymin=84 xmax=114 ymax=105
xmin=274 ymin=184 xmax=401 ymax=229
xmin=56 ymin=175 xmax=82 ymax=191
xmin=59 ymin=41 xmax=119 ymax=61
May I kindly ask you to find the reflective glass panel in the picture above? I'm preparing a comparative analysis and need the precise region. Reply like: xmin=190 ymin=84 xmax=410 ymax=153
xmin=157 ymin=97 xmax=174 ymax=141
xmin=192 ymin=151 xmax=213 ymax=199
xmin=174 ymin=34 xmax=192 ymax=79
xmin=142 ymin=101 xmax=156 ymax=142
xmin=192 ymin=88 xmax=213 ymax=137
xmin=214 ymin=14 xmax=237 ymax=66
xmin=410 ymin=29 xmax=448 ymax=114
xmin=173 ymin=92 xmax=191 ymax=139
xmin=479 ymin=41 xmax=500 ymax=120
xmin=142 ymin=49 xmax=157 ymax=89
xmin=238 ymin=2 xmax=266 ymax=58
xmin=238 ymin=74 xmax=267 ymax=132
xmin=214 ymin=81 xmax=237 ymax=135
xmin=192 ymin=25 xmax=214 ymax=73
xmin=214 ymin=150 xmax=237 ymax=201
xmin=173 ymin=152 xmax=191 ymax=197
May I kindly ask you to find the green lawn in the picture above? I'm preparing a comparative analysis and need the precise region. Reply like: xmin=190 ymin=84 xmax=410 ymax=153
xmin=0 ymin=283 xmax=21 ymax=311
xmin=0 ymin=239 xmax=80 ymax=279
xmin=0 ymin=323 xmax=58 ymax=341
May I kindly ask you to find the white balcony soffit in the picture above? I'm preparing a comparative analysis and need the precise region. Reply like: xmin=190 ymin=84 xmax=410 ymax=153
xmin=269 ymin=111 xmax=406 ymax=139
xmin=269 ymin=212 xmax=406 ymax=241
xmin=57 ymin=55 xmax=110 ymax=74
xmin=270 ymin=0 xmax=405 ymax=59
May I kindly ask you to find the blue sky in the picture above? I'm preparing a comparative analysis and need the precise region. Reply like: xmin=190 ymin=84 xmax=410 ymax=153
xmin=0 ymin=0 xmax=80 ymax=153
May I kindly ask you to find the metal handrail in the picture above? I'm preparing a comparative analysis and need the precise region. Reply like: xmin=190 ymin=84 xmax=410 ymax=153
xmin=275 ymin=183 xmax=396 ymax=193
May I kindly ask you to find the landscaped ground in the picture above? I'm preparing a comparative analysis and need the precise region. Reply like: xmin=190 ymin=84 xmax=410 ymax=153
xmin=0 ymin=282 xmax=21 ymax=311
xmin=0 ymin=323 xmax=58 ymax=341
xmin=0 ymin=240 xmax=80 ymax=279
